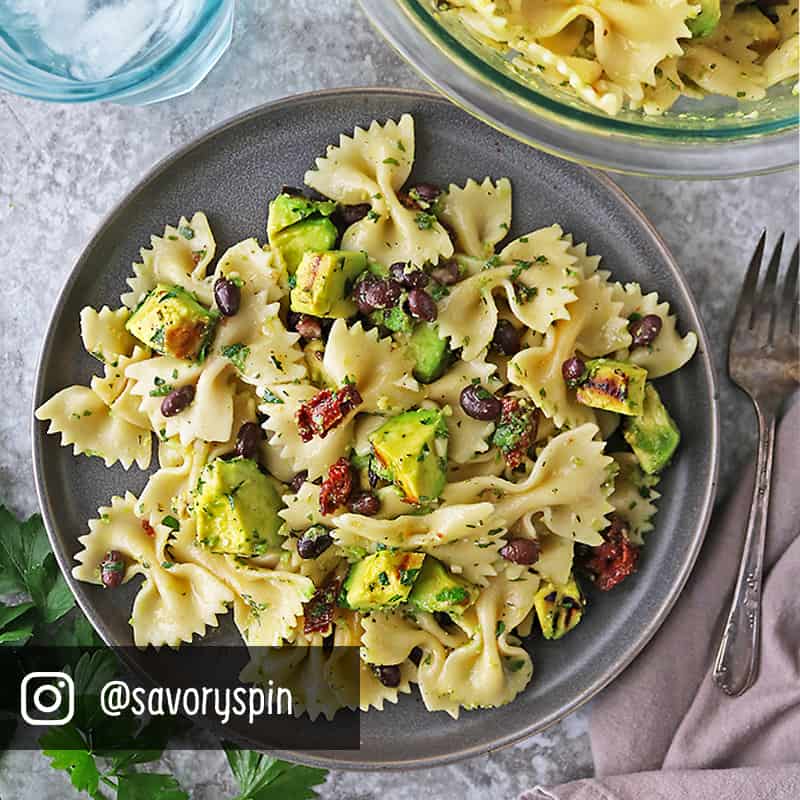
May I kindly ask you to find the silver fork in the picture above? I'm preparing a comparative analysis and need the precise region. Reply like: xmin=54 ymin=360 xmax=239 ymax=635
xmin=712 ymin=231 xmax=799 ymax=697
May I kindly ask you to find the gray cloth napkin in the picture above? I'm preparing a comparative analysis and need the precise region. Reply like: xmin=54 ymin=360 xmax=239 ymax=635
xmin=523 ymin=394 xmax=800 ymax=800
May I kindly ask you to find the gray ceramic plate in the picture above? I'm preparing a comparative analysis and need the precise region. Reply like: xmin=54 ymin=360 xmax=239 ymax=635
xmin=33 ymin=88 xmax=719 ymax=770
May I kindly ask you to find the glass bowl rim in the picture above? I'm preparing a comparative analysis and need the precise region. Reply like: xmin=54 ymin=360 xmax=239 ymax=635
xmin=362 ymin=0 xmax=800 ymax=178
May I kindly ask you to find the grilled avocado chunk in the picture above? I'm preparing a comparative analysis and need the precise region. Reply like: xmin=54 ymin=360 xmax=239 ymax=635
xmin=339 ymin=550 xmax=425 ymax=611
xmin=533 ymin=575 xmax=585 ymax=640
xmin=126 ymin=284 xmax=218 ymax=361
xmin=623 ymin=383 xmax=680 ymax=474
xmin=369 ymin=409 xmax=448 ymax=504
xmin=194 ymin=457 xmax=284 ymax=556
xmin=290 ymin=250 xmax=368 ymax=318
xmin=407 ymin=556 xmax=478 ymax=615
xmin=575 ymin=358 xmax=647 ymax=416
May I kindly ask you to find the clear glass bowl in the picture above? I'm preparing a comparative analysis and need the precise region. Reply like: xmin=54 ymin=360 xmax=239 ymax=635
xmin=362 ymin=0 xmax=800 ymax=178
xmin=0 ymin=0 xmax=233 ymax=105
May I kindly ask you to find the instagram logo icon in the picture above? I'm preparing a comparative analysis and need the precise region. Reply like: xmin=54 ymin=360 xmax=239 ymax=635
xmin=21 ymin=672 xmax=75 ymax=726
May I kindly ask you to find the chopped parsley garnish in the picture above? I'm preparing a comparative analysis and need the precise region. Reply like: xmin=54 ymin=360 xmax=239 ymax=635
xmin=221 ymin=343 xmax=250 ymax=372
xmin=262 ymin=388 xmax=284 ymax=404
xmin=415 ymin=211 xmax=436 ymax=230
xmin=177 ymin=224 xmax=195 ymax=240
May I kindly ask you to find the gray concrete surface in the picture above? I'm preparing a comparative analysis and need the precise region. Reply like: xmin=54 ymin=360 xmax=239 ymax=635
xmin=0 ymin=1 xmax=797 ymax=797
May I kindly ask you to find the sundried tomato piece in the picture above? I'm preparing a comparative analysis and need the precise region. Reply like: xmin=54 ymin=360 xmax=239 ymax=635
xmin=491 ymin=396 xmax=539 ymax=469
xmin=295 ymin=384 xmax=362 ymax=442
xmin=141 ymin=519 xmax=156 ymax=537
xmin=303 ymin=574 xmax=343 ymax=635
xmin=583 ymin=515 xmax=639 ymax=591
xmin=319 ymin=457 xmax=354 ymax=515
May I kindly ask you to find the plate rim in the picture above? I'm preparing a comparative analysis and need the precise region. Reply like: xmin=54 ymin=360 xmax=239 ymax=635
xmin=31 ymin=86 xmax=720 ymax=770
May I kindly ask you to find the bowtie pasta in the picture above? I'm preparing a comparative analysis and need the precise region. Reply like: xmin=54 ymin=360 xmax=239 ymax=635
xmin=36 ymin=114 xmax=697 ymax=719
xmin=440 ymin=0 xmax=799 ymax=116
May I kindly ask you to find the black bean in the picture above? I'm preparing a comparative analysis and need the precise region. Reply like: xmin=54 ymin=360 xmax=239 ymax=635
xmin=100 ymin=550 xmax=125 ymax=588
xmin=373 ymin=664 xmax=401 ymax=688
xmin=235 ymin=421 xmax=262 ymax=460
xmin=407 ymin=288 xmax=437 ymax=321
xmin=297 ymin=526 xmax=333 ymax=559
xmin=338 ymin=203 xmax=371 ymax=227
xmin=161 ymin=384 xmax=195 ymax=417
xmin=214 ymin=277 xmax=241 ymax=317
xmin=411 ymin=183 xmax=441 ymax=203
xmin=433 ymin=611 xmax=453 ymax=628
xmin=459 ymin=384 xmax=502 ymax=421
xmin=347 ymin=492 xmax=380 ymax=516
xmin=295 ymin=314 xmax=323 ymax=340
xmin=289 ymin=470 xmax=308 ymax=493
xmin=353 ymin=276 xmax=379 ymax=314
xmin=409 ymin=647 xmax=423 ymax=666
xmin=629 ymin=314 xmax=662 ymax=347
xmin=492 ymin=319 xmax=521 ymax=356
xmin=364 ymin=278 xmax=403 ymax=310
xmin=390 ymin=261 xmax=429 ymax=289
xmin=561 ymin=356 xmax=587 ymax=387
xmin=499 ymin=538 xmax=540 ymax=565
xmin=430 ymin=260 xmax=460 ymax=286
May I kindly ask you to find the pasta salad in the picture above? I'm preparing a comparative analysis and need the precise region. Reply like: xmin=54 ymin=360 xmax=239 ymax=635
xmin=36 ymin=114 xmax=697 ymax=718
xmin=439 ymin=0 xmax=799 ymax=116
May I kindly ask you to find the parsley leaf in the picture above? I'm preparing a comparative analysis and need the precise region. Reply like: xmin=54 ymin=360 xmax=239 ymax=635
xmin=116 ymin=773 xmax=189 ymax=800
xmin=41 ymin=725 xmax=102 ymax=798
xmin=0 ymin=506 xmax=74 ymax=624
xmin=224 ymin=745 xmax=327 ymax=800
xmin=222 ymin=343 xmax=250 ymax=372
xmin=0 ymin=600 xmax=34 ymax=645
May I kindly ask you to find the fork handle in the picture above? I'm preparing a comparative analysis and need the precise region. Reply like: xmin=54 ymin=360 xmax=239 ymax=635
xmin=712 ymin=406 xmax=776 ymax=696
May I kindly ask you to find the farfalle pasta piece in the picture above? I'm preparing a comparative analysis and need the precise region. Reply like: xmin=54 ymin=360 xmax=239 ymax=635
xmin=80 ymin=306 xmax=136 ymax=364
xmin=169 ymin=521 xmax=315 ymax=646
xmin=438 ymin=225 xmax=579 ymax=360
xmin=121 ymin=212 xmax=216 ymax=308
xmin=611 ymin=282 xmax=697 ymax=378
xmin=426 ymin=531 xmax=505 ymax=586
xmin=35 ymin=385 xmax=151 ymax=470
xmin=126 ymin=355 xmax=235 ymax=445
xmin=90 ymin=346 xmax=151 ymax=430
xmin=213 ymin=238 xmax=285 ymax=300
xmin=261 ymin=383 xmax=353 ymax=480
xmin=305 ymin=114 xmax=453 ymax=266
xmin=136 ymin=439 xmax=210 ymax=522
xmin=322 ymin=320 xmax=420 ymax=412
xmin=417 ymin=567 xmax=539 ymax=717
xmin=509 ymin=271 xmax=631 ymax=428
xmin=213 ymin=295 xmax=306 ymax=389
xmin=74 ymin=493 xmax=154 ymax=585
xmin=444 ymin=424 xmax=614 ymax=545
xmin=333 ymin=502 xmax=497 ymax=550
xmin=438 ymin=177 xmax=512 ymax=258
xmin=77 ymin=495 xmax=235 ymax=647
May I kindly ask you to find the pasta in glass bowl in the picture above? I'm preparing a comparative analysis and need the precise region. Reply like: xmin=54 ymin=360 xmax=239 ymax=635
xmin=361 ymin=0 xmax=799 ymax=177
xmin=32 ymin=90 xmax=719 ymax=767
